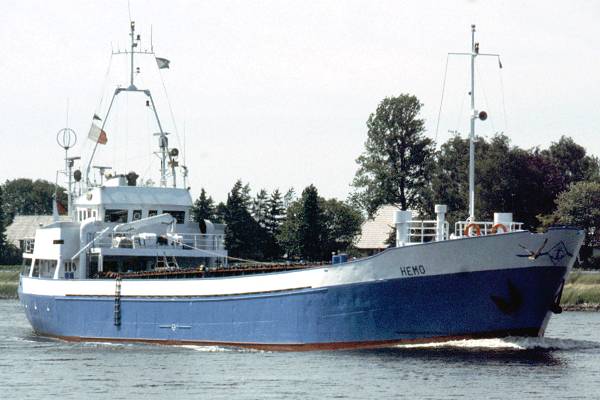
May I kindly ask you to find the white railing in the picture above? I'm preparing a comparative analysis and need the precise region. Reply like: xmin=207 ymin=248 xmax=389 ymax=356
xmin=407 ymin=220 xmax=449 ymax=243
xmin=454 ymin=221 xmax=524 ymax=237
xmin=92 ymin=232 xmax=225 ymax=251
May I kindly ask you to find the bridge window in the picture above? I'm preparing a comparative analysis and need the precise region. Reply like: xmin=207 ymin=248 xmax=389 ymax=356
xmin=104 ymin=209 xmax=128 ymax=223
xmin=165 ymin=210 xmax=185 ymax=224
xmin=148 ymin=210 xmax=158 ymax=217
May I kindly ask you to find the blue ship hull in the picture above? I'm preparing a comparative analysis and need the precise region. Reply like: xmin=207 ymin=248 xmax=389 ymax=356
xmin=19 ymin=265 xmax=566 ymax=350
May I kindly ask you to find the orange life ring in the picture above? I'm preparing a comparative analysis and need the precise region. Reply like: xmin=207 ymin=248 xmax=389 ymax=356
xmin=463 ymin=223 xmax=481 ymax=236
xmin=491 ymin=223 xmax=508 ymax=234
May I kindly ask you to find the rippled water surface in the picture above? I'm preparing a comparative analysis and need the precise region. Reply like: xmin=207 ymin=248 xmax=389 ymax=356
xmin=1 ymin=300 xmax=599 ymax=399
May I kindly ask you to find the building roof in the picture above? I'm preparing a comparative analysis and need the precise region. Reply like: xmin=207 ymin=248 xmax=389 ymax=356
xmin=355 ymin=205 xmax=399 ymax=250
xmin=5 ymin=215 xmax=70 ymax=246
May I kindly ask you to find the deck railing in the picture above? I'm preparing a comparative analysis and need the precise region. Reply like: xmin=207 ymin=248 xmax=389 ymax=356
xmin=407 ymin=220 xmax=449 ymax=243
xmin=92 ymin=232 xmax=225 ymax=251
xmin=454 ymin=221 xmax=524 ymax=237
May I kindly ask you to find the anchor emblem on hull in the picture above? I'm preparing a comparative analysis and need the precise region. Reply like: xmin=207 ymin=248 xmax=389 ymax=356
xmin=517 ymin=240 xmax=572 ymax=265
xmin=491 ymin=280 xmax=523 ymax=315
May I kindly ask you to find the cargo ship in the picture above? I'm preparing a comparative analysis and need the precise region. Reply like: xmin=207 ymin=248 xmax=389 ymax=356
xmin=18 ymin=23 xmax=584 ymax=350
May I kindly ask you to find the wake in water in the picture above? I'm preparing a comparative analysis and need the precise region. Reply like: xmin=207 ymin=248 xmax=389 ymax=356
xmin=396 ymin=336 xmax=600 ymax=351
xmin=179 ymin=345 xmax=269 ymax=353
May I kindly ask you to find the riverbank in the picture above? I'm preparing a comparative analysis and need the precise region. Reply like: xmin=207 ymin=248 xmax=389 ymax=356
xmin=0 ymin=265 xmax=19 ymax=300
xmin=2 ymin=265 xmax=599 ymax=310
xmin=561 ymin=270 xmax=600 ymax=311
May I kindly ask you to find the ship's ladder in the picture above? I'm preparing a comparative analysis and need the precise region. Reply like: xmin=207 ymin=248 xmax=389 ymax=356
xmin=114 ymin=276 xmax=122 ymax=327
xmin=156 ymin=255 xmax=179 ymax=269
xmin=168 ymin=256 xmax=179 ymax=269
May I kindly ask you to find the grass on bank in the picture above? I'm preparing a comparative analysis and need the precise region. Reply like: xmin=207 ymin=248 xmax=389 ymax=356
xmin=562 ymin=270 xmax=600 ymax=306
xmin=0 ymin=265 xmax=20 ymax=299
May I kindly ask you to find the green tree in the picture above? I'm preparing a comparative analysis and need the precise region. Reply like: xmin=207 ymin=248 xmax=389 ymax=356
xmin=283 ymin=187 xmax=296 ymax=209
xmin=191 ymin=188 xmax=217 ymax=222
xmin=261 ymin=189 xmax=285 ymax=259
xmin=321 ymin=199 xmax=363 ymax=254
xmin=351 ymin=94 xmax=435 ymax=216
xmin=251 ymin=189 xmax=269 ymax=228
xmin=278 ymin=201 xmax=302 ymax=258
xmin=222 ymin=180 xmax=259 ymax=259
xmin=279 ymin=185 xmax=326 ymax=260
xmin=265 ymin=189 xmax=285 ymax=237
xmin=2 ymin=179 xmax=67 ymax=224
xmin=431 ymin=134 xmax=474 ymax=224
xmin=221 ymin=180 xmax=276 ymax=260
xmin=298 ymin=185 xmax=325 ymax=260
xmin=543 ymin=136 xmax=600 ymax=187
xmin=432 ymin=134 xmax=566 ymax=228
xmin=279 ymin=186 xmax=362 ymax=261
xmin=548 ymin=181 xmax=600 ymax=265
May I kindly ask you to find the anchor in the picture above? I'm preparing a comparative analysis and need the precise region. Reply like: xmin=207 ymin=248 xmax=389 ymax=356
xmin=491 ymin=280 xmax=523 ymax=315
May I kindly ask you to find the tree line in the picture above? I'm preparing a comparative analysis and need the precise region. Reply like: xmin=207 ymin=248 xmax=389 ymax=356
xmin=191 ymin=181 xmax=363 ymax=262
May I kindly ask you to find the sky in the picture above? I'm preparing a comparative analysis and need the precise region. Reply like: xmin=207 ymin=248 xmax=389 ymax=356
xmin=1 ymin=0 xmax=599 ymax=203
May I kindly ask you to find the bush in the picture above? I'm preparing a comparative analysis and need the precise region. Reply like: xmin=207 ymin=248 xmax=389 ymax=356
xmin=0 ymin=244 xmax=22 ymax=265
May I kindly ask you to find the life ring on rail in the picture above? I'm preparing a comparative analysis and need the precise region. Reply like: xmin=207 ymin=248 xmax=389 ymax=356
xmin=491 ymin=223 xmax=508 ymax=234
xmin=463 ymin=223 xmax=481 ymax=236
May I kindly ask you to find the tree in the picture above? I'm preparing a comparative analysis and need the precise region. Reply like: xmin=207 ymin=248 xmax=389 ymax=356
xmin=278 ymin=200 xmax=302 ymax=258
xmin=321 ymin=199 xmax=363 ymax=254
xmin=351 ymin=94 xmax=435 ymax=217
xmin=431 ymin=134 xmax=474 ymax=224
xmin=262 ymin=189 xmax=286 ymax=258
xmin=2 ymin=179 xmax=67 ymax=224
xmin=283 ymin=188 xmax=296 ymax=209
xmin=431 ymin=133 xmax=567 ymax=229
xmin=265 ymin=189 xmax=285 ymax=237
xmin=549 ymin=181 xmax=600 ymax=265
xmin=297 ymin=185 xmax=325 ymax=260
xmin=279 ymin=185 xmax=326 ymax=260
xmin=543 ymin=136 xmax=600 ymax=187
xmin=251 ymin=189 xmax=269 ymax=228
xmin=220 ymin=180 xmax=277 ymax=260
xmin=279 ymin=185 xmax=363 ymax=261
xmin=191 ymin=188 xmax=217 ymax=222
xmin=222 ymin=180 xmax=260 ymax=259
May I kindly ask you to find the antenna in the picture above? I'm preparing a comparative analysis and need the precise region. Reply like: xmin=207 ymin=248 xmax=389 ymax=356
xmin=85 ymin=22 xmax=172 ymax=188
xmin=182 ymin=120 xmax=188 ymax=188
xmin=56 ymin=127 xmax=78 ymax=220
xmin=129 ymin=20 xmax=137 ymax=89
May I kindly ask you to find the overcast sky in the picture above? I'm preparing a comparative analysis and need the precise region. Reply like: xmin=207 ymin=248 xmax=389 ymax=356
xmin=1 ymin=1 xmax=599 ymax=203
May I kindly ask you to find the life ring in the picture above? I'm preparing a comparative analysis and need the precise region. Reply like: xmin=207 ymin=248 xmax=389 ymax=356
xmin=491 ymin=223 xmax=508 ymax=234
xmin=463 ymin=223 xmax=481 ymax=236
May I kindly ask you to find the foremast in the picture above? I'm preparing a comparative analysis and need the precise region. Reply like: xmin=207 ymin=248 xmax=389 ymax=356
xmin=449 ymin=25 xmax=502 ymax=221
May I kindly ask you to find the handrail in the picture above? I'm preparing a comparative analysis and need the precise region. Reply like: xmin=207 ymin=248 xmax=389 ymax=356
xmin=406 ymin=220 xmax=449 ymax=243
xmin=92 ymin=231 xmax=225 ymax=251
xmin=454 ymin=220 xmax=524 ymax=237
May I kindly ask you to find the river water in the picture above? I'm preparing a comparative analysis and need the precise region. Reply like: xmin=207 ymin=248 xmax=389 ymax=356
xmin=1 ymin=300 xmax=599 ymax=399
